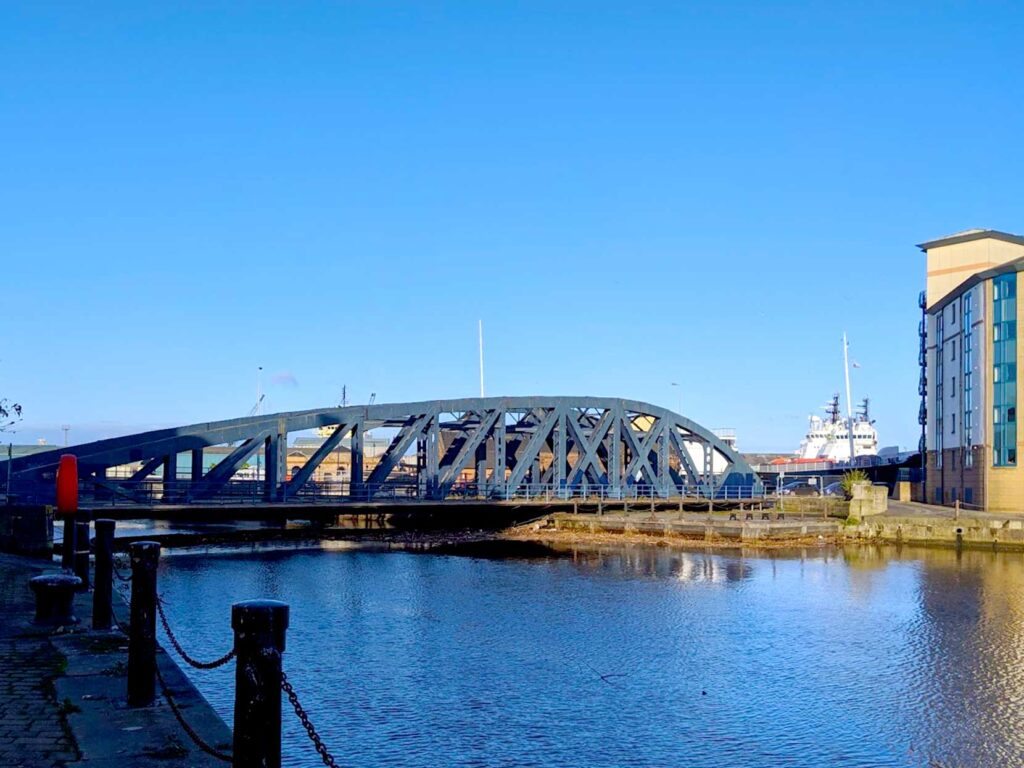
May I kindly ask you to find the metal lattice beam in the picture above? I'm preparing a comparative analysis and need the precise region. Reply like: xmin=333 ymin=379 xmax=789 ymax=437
xmin=0 ymin=397 xmax=762 ymax=503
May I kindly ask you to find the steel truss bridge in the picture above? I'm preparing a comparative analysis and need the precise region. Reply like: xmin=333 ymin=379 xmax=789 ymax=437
xmin=1 ymin=397 xmax=762 ymax=505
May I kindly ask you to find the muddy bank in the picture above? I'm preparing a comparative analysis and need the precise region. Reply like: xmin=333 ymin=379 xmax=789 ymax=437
xmin=500 ymin=524 xmax=838 ymax=551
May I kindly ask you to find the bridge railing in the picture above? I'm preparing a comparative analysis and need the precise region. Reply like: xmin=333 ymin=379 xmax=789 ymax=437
xmin=64 ymin=477 xmax=771 ymax=506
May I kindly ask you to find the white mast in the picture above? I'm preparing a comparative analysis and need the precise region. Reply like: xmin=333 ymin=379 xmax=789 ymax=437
xmin=256 ymin=366 xmax=263 ymax=417
xmin=478 ymin=320 xmax=486 ymax=398
xmin=843 ymin=333 xmax=855 ymax=463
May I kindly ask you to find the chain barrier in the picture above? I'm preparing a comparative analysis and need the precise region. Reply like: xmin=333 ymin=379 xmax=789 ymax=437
xmin=282 ymin=670 xmax=342 ymax=768
xmin=155 ymin=596 xmax=236 ymax=671
xmin=109 ymin=560 xmax=336 ymax=766
xmin=154 ymin=662 xmax=233 ymax=763
xmin=107 ymin=584 xmax=233 ymax=762
xmin=111 ymin=554 xmax=132 ymax=583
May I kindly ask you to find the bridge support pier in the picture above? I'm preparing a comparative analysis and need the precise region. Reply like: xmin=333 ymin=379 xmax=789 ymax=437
xmin=475 ymin=443 xmax=487 ymax=497
xmin=350 ymin=426 xmax=364 ymax=501
xmin=264 ymin=426 xmax=286 ymax=502
xmin=163 ymin=453 xmax=177 ymax=500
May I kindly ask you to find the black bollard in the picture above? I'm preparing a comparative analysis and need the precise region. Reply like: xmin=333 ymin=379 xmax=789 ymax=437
xmin=127 ymin=541 xmax=160 ymax=707
xmin=60 ymin=512 xmax=76 ymax=571
xmin=232 ymin=599 xmax=289 ymax=768
xmin=92 ymin=519 xmax=115 ymax=630
xmin=74 ymin=510 xmax=91 ymax=591
xmin=29 ymin=574 xmax=82 ymax=626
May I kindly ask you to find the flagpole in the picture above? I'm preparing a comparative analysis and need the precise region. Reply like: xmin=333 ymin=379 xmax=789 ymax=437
xmin=478 ymin=320 xmax=485 ymax=398
xmin=843 ymin=332 xmax=855 ymax=464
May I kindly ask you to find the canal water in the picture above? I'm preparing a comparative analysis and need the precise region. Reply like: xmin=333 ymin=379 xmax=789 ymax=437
xmin=156 ymin=542 xmax=1024 ymax=767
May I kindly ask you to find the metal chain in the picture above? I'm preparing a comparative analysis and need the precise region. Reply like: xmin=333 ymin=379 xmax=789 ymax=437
xmin=108 ymin=591 xmax=231 ymax=761
xmin=111 ymin=561 xmax=133 ymax=581
xmin=282 ymin=670 xmax=342 ymax=768
xmin=154 ymin=661 xmax=233 ymax=763
xmin=155 ymin=596 xmax=236 ymax=670
xmin=111 ymin=554 xmax=132 ymax=582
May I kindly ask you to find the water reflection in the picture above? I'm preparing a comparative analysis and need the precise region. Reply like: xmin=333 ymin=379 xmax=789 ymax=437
xmin=158 ymin=543 xmax=1024 ymax=768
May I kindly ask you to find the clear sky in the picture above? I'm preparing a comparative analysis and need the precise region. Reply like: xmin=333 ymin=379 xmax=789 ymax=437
xmin=2 ymin=2 xmax=1022 ymax=452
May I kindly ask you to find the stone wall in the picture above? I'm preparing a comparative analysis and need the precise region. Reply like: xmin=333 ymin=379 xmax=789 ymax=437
xmin=849 ymin=482 xmax=888 ymax=518
xmin=845 ymin=516 xmax=1024 ymax=550
xmin=0 ymin=506 xmax=53 ymax=557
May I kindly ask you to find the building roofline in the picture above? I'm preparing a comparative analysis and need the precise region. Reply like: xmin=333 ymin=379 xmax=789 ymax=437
xmin=917 ymin=229 xmax=1024 ymax=252
xmin=927 ymin=255 xmax=1024 ymax=313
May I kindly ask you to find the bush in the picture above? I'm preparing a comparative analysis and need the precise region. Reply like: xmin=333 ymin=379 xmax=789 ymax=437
xmin=840 ymin=469 xmax=869 ymax=499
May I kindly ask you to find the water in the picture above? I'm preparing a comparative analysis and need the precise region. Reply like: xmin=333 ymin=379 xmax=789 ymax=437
xmin=156 ymin=542 xmax=1024 ymax=767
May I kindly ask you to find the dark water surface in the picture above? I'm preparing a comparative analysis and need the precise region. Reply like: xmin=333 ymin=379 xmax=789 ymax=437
xmin=157 ymin=543 xmax=1024 ymax=767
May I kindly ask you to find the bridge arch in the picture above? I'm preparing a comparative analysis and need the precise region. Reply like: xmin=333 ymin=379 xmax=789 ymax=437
xmin=0 ymin=397 xmax=762 ymax=503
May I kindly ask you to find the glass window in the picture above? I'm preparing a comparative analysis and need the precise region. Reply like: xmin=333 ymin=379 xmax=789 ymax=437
xmin=964 ymin=291 xmax=973 ymax=463
xmin=993 ymin=274 xmax=1017 ymax=466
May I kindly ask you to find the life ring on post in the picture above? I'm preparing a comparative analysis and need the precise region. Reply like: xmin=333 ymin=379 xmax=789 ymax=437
xmin=56 ymin=454 xmax=78 ymax=515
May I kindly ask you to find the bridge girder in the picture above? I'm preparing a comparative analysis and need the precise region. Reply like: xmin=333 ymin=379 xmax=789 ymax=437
xmin=0 ymin=397 xmax=761 ymax=503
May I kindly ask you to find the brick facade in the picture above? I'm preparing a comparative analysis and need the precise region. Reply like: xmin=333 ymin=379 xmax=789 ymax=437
xmin=925 ymin=447 xmax=986 ymax=509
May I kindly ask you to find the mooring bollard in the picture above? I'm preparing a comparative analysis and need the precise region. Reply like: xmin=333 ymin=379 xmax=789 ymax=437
xmin=92 ymin=519 xmax=115 ymax=630
xmin=127 ymin=541 xmax=161 ymax=707
xmin=74 ymin=510 xmax=91 ymax=591
xmin=232 ymin=599 xmax=290 ymax=768
xmin=60 ymin=513 xmax=76 ymax=572
xmin=29 ymin=574 xmax=82 ymax=626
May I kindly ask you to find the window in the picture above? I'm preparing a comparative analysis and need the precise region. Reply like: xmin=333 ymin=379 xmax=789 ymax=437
xmin=964 ymin=291 xmax=974 ymax=466
xmin=993 ymin=275 xmax=1017 ymax=466
xmin=952 ymin=339 xmax=957 ymax=361
xmin=952 ymin=413 xmax=956 ymax=434
xmin=951 ymin=376 xmax=956 ymax=397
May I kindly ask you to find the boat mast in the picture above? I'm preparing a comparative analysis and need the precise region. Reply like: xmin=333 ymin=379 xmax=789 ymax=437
xmin=843 ymin=333 xmax=855 ymax=464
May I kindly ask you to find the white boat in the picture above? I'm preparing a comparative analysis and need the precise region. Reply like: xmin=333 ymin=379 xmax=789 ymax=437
xmin=796 ymin=394 xmax=878 ymax=462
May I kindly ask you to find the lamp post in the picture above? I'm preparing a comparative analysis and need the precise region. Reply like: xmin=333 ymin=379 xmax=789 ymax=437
xmin=670 ymin=382 xmax=681 ymax=415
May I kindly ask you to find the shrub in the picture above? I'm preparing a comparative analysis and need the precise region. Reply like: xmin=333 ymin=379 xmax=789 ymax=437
xmin=840 ymin=469 xmax=869 ymax=499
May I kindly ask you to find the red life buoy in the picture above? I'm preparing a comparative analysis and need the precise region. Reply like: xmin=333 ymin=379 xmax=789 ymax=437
xmin=56 ymin=454 xmax=78 ymax=514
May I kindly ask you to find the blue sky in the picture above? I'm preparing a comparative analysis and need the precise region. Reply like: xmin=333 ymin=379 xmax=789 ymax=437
xmin=2 ymin=1 xmax=1022 ymax=452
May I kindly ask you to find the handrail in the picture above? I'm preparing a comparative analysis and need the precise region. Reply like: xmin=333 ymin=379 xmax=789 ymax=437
xmin=30 ymin=476 xmax=774 ymax=506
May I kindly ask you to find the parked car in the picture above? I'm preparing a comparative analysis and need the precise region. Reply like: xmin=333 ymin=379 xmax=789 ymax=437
xmin=822 ymin=481 xmax=845 ymax=497
xmin=779 ymin=480 xmax=820 ymax=496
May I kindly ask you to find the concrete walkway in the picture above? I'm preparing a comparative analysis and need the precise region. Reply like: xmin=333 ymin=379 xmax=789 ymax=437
xmin=885 ymin=500 xmax=1024 ymax=520
xmin=0 ymin=553 xmax=231 ymax=767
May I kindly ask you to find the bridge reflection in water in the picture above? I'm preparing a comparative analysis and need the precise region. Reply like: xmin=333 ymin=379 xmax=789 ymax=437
xmin=1 ymin=397 xmax=761 ymax=505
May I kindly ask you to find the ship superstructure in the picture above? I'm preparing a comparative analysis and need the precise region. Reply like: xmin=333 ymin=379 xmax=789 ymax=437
xmin=796 ymin=394 xmax=878 ymax=462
